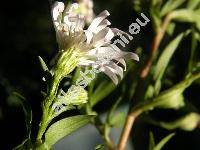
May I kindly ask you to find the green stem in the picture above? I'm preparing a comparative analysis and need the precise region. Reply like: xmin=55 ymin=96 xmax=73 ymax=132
xmin=36 ymin=49 xmax=79 ymax=142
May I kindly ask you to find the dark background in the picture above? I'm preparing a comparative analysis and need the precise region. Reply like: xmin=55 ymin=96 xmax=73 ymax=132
xmin=0 ymin=0 xmax=199 ymax=149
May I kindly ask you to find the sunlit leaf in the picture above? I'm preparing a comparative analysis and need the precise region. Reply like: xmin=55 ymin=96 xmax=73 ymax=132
xmin=187 ymin=0 xmax=200 ymax=9
xmin=188 ymin=28 xmax=199 ymax=73
xmin=166 ymin=22 xmax=176 ymax=36
xmin=45 ymin=115 xmax=94 ymax=146
xmin=161 ymin=0 xmax=186 ymax=16
xmin=170 ymin=9 xmax=200 ymax=31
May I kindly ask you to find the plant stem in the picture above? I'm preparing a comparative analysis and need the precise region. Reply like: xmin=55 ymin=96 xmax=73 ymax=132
xmin=36 ymin=73 xmax=62 ymax=141
xmin=117 ymin=110 xmax=141 ymax=150
xmin=117 ymin=14 xmax=171 ymax=150
xmin=141 ymin=14 xmax=171 ymax=79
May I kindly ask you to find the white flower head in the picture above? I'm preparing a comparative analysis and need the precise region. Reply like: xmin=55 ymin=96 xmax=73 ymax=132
xmin=51 ymin=1 xmax=139 ymax=84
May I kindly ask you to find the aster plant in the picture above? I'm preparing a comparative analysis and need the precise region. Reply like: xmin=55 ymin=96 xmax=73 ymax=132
xmin=13 ymin=0 xmax=200 ymax=150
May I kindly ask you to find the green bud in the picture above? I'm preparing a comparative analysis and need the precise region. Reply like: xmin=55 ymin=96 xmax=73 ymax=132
xmin=159 ymin=113 xmax=200 ymax=131
xmin=58 ymin=85 xmax=88 ymax=106
xmin=156 ymin=93 xmax=185 ymax=109
xmin=52 ymin=48 xmax=79 ymax=79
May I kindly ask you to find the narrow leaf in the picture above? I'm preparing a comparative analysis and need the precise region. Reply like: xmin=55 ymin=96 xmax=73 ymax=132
xmin=38 ymin=56 xmax=49 ymax=71
xmin=153 ymin=133 xmax=175 ymax=150
xmin=45 ymin=115 xmax=94 ymax=146
xmin=149 ymin=132 xmax=156 ymax=150
xmin=161 ymin=0 xmax=185 ymax=16
xmin=188 ymin=28 xmax=198 ymax=73
xmin=166 ymin=23 xmax=176 ymax=36
xmin=90 ymin=81 xmax=115 ymax=107
xmin=170 ymin=9 xmax=200 ymax=30
xmin=154 ymin=33 xmax=184 ymax=81
xmin=187 ymin=0 xmax=200 ymax=9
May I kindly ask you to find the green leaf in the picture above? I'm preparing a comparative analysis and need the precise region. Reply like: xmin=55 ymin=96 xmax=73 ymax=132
xmin=170 ymin=9 xmax=200 ymax=31
xmin=72 ymin=67 xmax=81 ymax=84
xmin=151 ymin=0 xmax=161 ymax=7
xmin=13 ymin=92 xmax=32 ymax=138
xmin=154 ymin=33 xmax=184 ymax=81
xmin=158 ymin=113 xmax=200 ymax=131
xmin=161 ymin=0 xmax=186 ymax=16
xmin=136 ymin=73 xmax=200 ymax=111
xmin=90 ymin=81 xmax=115 ymax=107
xmin=45 ymin=115 xmax=94 ymax=146
xmin=150 ymin=7 xmax=161 ymax=32
xmin=187 ymin=0 xmax=200 ymax=9
xmin=38 ymin=56 xmax=49 ymax=71
xmin=145 ymin=85 xmax=155 ymax=100
xmin=188 ymin=28 xmax=199 ymax=73
xmin=166 ymin=22 xmax=176 ymax=36
xmin=14 ymin=139 xmax=32 ymax=150
xmin=153 ymin=73 xmax=200 ymax=110
xmin=107 ymin=97 xmax=122 ymax=123
xmin=149 ymin=132 xmax=155 ymax=150
xmin=95 ymin=144 xmax=105 ymax=150
xmin=109 ymin=112 xmax=126 ymax=127
xmin=153 ymin=133 xmax=175 ymax=150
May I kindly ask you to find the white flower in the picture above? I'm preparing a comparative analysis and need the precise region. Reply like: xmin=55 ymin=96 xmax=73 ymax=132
xmin=51 ymin=1 xmax=139 ymax=84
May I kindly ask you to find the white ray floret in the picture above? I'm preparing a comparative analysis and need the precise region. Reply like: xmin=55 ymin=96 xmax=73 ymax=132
xmin=51 ymin=1 xmax=139 ymax=84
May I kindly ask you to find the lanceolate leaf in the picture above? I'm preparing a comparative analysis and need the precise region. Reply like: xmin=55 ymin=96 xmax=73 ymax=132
xmin=45 ymin=115 xmax=94 ymax=146
xmin=188 ymin=28 xmax=199 ymax=73
xmin=161 ymin=0 xmax=186 ymax=16
xmin=152 ymin=133 xmax=175 ymax=150
xmin=187 ymin=0 xmax=200 ymax=9
xmin=154 ymin=33 xmax=184 ymax=81
xmin=38 ymin=56 xmax=49 ymax=72
xmin=90 ymin=81 xmax=115 ymax=107
xmin=170 ymin=9 xmax=200 ymax=31
xmin=149 ymin=132 xmax=156 ymax=150
xmin=107 ymin=97 xmax=122 ymax=123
